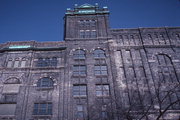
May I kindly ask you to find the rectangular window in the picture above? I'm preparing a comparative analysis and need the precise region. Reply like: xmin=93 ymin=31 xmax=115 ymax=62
xmin=0 ymin=104 xmax=16 ymax=115
xmin=3 ymin=94 xmax=17 ymax=103
xmin=85 ymin=30 xmax=90 ymax=38
xmin=76 ymin=105 xmax=85 ymax=119
xmin=96 ymin=85 xmax=110 ymax=96
xmin=33 ymin=103 xmax=52 ymax=115
xmin=73 ymin=65 xmax=86 ymax=76
xmin=20 ymin=60 xmax=26 ymax=67
xmin=80 ymin=30 xmax=85 ymax=38
xmin=91 ymin=30 xmax=97 ymax=38
xmin=94 ymin=65 xmax=107 ymax=75
xmin=14 ymin=60 xmax=19 ymax=68
xmin=37 ymin=58 xmax=58 ymax=67
xmin=7 ymin=60 xmax=13 ymax=68
xmin=73 ymin=85 xmax=87 ymax=97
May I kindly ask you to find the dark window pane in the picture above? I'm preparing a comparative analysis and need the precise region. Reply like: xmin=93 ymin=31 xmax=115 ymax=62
xmin=37 ymin=77 xmax=53 ymax=88
xmin=73 ymin=65 xmax=86 ymax=76
xmin=73 ymin=85 xmax=87 ymax=97
xmin=74 ymin=50 xmax=85 ymax=59
xmin=96 ymin=85 xmax=110 ymax=97
xmin=95 ymin=65 xmax=108 ymax=75
xmin=33 ymin=103 xmax=52 ymax=115
xmin=94 ymin=49 xmax=105 ymax=58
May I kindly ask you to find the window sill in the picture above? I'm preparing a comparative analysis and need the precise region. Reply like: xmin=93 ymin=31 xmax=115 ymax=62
xmin=96 ymin=96 xmax=110 ymax=98
xmin=72 ymin=75 xmax=86 ymax=77
xmin=95 ymin=75 xmax=108 ymax=77
xmin=36 ymin=87 xmax=54 ymax=91
xmin=73 ymin=96 xmax=87 ymax=98
xmin=32 ymin=115 xmax=52 ymax=117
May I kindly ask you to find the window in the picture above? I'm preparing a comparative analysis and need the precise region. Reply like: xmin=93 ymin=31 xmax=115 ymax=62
xmin=175 ymin=33 xmax=180 ymax=40
xmin=100 ymin=105 xmax=108 ymax=119
xmin=20 ymin=58 xmax=26 ymax=67
xmin=73 ymin=50 xmax=85 ymax=60
xmin=14 ymin=59 xmax=20 ymax=68
xmin=51 ymin=57 xmax=57 ymax=66
xmin=73 ymin=85 xmax=87 ymax=97
xmin=79 ymin=20 xmax=96 ymax=27
xmin=79 ymin=30 xmax=97 ymax=38
xmin=80 ymin=30 xmax=85 ymax=38
xmin=96 ymin=85 xmax=110 ymax=96
xmin=91 ymin=30 xmax=97 ymax=38
xmin=76 ymin=105 xmax=85 ymax=119
xmin=3 ymin=94 xmax=17 ymax=103
xmin=85 ymin=20 xmax=90 ymax=26
xmin=94 ymin=49 xmax=106 ymax=59
xmin=37 ymin=58 xmax=44 ymax=67
xmin=37 ymin=57 xmax=58 ymax=67
xmin=37 ymin=77 xmax=54 ymax=88
xmin=0 ymin=104 xmax=16 ymax=116
xmin=94 ymin=65 xmax=107 ymax=75
xmin=33 ymin=103 xmax=52 ymax=115
xmin=73 ymin=65 xmax=86 ymax=76
xmin=91 ymin=20 xmax=96 ymax=26
xmin=79 ymin=20 xmax=85 ymax=26
xmin=85 ymin=30 xmax=91 ymax=38
xmin=7 ymin=59 xmax=13 ymax=68
xmin=44 ymin=58 xmax=50 ymax=66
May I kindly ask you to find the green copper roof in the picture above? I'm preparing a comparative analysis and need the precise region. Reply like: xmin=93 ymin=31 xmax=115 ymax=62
xmin=65 ymin=3 xmax=109 ymax=15
xmin=79 ymin=4 xmax=95 ymax=8
xmin=78 ymin=10 xmax=95 ymax=14
xmin=9 ymin=45 xmax=31 ymax=49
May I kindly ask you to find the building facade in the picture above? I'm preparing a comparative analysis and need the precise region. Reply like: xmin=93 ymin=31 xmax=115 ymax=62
xmin=0 ymin=4 xmax=179 ymax=120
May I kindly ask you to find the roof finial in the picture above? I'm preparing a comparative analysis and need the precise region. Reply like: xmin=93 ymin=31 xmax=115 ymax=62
xmin=74 ymin=4 xmax=78 ymax=8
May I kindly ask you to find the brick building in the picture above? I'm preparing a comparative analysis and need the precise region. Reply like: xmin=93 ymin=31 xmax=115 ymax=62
xmin=0 ymin=4 xmax=179 ymax=120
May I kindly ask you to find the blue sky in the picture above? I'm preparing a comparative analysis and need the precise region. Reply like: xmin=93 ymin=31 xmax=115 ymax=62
xmin=0 ymin=0 xmax=180 ymax=43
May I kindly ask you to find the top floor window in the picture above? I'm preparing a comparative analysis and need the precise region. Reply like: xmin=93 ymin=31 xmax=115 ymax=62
xmin=94 ymin=49 xmax=106 ymax=59
xmin=73 ymin=49 xmax=85 ymax=60
xmin=79 ymin=20 xmax=96 ymax=27
xmin=37 ymin=57 xmax=58 ymax=67
xmin=37 ymin=77 xmax=54 ymax=88
xmin=7 ymin=58 xmax=27 ymax=68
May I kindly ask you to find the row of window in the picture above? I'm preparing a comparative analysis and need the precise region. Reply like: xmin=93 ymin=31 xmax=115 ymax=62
xmin=33 ymin=103 xmax=108 ymax=119
xmin=79 ymin=30 xmax=97 ymax=38
xmin=36 ymin=57 xmax=57 ymax=67
xmin=6 ymin=57 xmax=58 ymax=68
xmin=73 ymin=65 xmax=108 ymax=76
xmin=7 ymin=58 xmax=27 ymax=68
xmin=35 ymin=78 xmax=110 ymax=97
xmin=73 ymin=49 xmax=106 ymax=59
xmin=73 ymin=84 xmax=110 ymax=97
xmin=79 ymin=20 xmax=96 ymax=27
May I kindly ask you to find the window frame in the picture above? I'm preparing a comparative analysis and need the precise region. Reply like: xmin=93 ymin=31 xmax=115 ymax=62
xmin=94 ymin=65 xmax=108 ymax=76
xmin=96 ymin=84 xmax=110 ymax=97
xmin=73 ymin=85 xmax=87 ymax=97
xmin=94 ymin=49 xmax=106 ymax=59
xmin=73 ymin=49 xmax=86 ymax=60
xmin=33 ymin=103 xmax=52 ymax=115
xmin=73 ymin=65 xmax=86 ymax=76
xmin=37 ymin=77 xmax=54 ymax=89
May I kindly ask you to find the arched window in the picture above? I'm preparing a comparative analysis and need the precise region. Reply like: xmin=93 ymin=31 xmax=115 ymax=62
xmin=7 ymin=59 xmax=13 ymax=68
xmin=73 ymin=49 xmax=85 ymax=60
xmin=14 ymin=59 xmax=20 ymax=68
xmin=94 ymin=49 xmax=106 ymax=59
xmin=20 ymin=58 xmax=26 ymax=67
xmin=37 ymin=77 xmax=54 ymax=88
